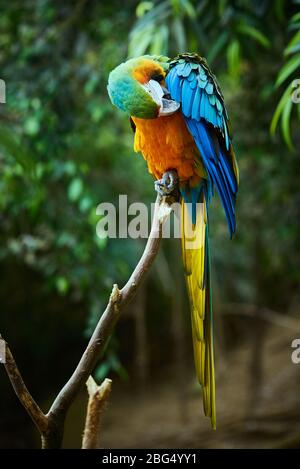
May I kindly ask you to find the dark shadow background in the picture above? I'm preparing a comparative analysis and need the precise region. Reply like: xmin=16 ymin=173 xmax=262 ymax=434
xmin=0 ymin=0 xmax=300 ymax=449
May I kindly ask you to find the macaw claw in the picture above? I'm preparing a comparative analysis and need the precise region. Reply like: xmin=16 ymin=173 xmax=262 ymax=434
xmin=154 ymin=170 xmax=178 ymax=196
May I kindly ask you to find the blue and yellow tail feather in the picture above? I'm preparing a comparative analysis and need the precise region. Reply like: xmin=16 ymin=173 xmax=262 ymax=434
xmin=180 ymin=184 xmax=216 ymax=429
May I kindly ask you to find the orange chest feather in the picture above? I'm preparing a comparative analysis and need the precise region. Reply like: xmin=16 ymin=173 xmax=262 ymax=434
xmin=131 ymin=113 xmax=201 ymax=182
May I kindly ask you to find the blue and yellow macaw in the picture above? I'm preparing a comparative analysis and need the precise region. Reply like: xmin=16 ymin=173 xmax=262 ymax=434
xmin=108 ymin=53 xmax=239 ymax=428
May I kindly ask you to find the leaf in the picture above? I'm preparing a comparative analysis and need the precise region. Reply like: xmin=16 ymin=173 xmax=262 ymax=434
xmin=270 ymin=84 xmax=291 ymax=135
xmin=270 ymin=82 xmax=296 ymax=150
xmin=276 ymin=53 xmax=300 ymax=87
xmin=207 ymin=30 xmax=229 ymax=64
xmin=24 ymin=117 xmax=40 ymax=136
xmin=281 ymin=91 xmax=294 ymax=150
xmin=79 ymin=196 xmax=93 ymax=213
xmin=94 ymin=362 xmax=111 ymax=381
xmin=179 ymin=0 xmax=196 ymax=19
xmin=128 ymin=24 xmax=154 ymax=57
xmin=285 ymin=43 xmax=300 ymax=55
xmin=289 ymin=21 xmax=300 ymax=31
xmin=227 ymin=40 xmax=241 ymax=80
xmin=284 ymin=30 xmax=300 ymax=55
xmin=136 ymin=1 xmax=153 ymax=18
xmin=291 ymin=12 xmax=300 ymax=23
xmin=150 ymin=24 xmax=168 ymax=55
xmin=130 ymin=1 xmax=169 ymax=34
xmin=237 ymin=24 xmax=270 ymax=49
xmin=68 ymin=178 xmax=83 ymax=202
xmin=56 ymin=276 xmax=69 ymax=295
xmin=0 ymin=126 xmax=36 ymax=178
xmin=172 ymin=17 xmax=186 ymax=52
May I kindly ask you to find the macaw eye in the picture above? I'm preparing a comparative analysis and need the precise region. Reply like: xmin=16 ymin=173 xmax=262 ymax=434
xmin=151 ymin=73 xmax=164 ymax=83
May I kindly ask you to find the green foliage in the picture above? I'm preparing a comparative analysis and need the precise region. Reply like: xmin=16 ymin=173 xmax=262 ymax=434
xmin=0 ymin=0 xmax=152 ymax=379
xmin=272 ymin=1 xmax=300 ymax=148
xmin=129 ymin=0 xmax=272 ymax=81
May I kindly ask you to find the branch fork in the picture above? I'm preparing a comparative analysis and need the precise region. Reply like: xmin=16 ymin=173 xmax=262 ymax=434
xmin=2 ymin=194 xmax=175 ymax=448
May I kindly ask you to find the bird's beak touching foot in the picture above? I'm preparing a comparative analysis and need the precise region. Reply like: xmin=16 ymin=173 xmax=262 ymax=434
xmin=142 ymin=80 xmax=180 ymax=117
xmin=158 ymin=97 xmax=180 ymax=116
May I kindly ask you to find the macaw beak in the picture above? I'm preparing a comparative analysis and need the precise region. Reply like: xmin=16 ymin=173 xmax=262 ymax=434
xmin=142 ymin=79 xmax=180 ymax=117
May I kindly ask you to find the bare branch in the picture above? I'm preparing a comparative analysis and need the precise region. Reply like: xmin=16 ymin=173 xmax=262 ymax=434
xmin=1 ymin=337 xmax=48 ymax=433
xmin=82 ymin=377 xmax=112 ymax=449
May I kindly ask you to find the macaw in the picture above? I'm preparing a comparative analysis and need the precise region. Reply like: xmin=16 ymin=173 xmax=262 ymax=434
xmin=107 ymin=53 xmax=239 ymax=428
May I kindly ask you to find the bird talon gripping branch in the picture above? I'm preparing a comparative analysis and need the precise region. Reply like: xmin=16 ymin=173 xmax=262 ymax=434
xmin=154 ymin=169 xmax=178 ymax=196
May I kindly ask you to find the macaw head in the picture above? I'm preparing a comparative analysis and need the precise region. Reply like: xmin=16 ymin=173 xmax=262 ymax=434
xmin=107 ymin=56 xmax=180 ymax=119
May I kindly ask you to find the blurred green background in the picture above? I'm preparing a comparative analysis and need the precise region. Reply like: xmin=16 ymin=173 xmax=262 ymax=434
xmin=1 ymin=0 xmax=300 ymax=449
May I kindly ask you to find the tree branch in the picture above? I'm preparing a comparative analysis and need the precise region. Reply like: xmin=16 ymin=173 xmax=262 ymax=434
xmin=82 ymin=377 xmax=112 ymax=449
xmin=2 ymin=194 xmax=174 ymax=448
xmin=1 ymin=337 xmax=48 ymax=434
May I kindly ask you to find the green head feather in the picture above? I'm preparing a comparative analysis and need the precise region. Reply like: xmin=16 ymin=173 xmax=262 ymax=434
xmin=107 ymin=55 xmax=170 ymax=119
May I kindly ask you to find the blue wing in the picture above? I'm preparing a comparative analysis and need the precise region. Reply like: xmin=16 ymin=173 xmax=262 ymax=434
xmin=166 ymin=54 xmax=239 ymax=236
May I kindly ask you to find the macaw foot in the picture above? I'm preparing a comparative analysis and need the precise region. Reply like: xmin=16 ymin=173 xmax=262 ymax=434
xmin=154 ymin=170 xmax=178 ymax=196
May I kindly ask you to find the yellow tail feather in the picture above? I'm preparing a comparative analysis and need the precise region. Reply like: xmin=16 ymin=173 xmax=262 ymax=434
xmin=181 ymin=197 xmax=216 ymax=429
